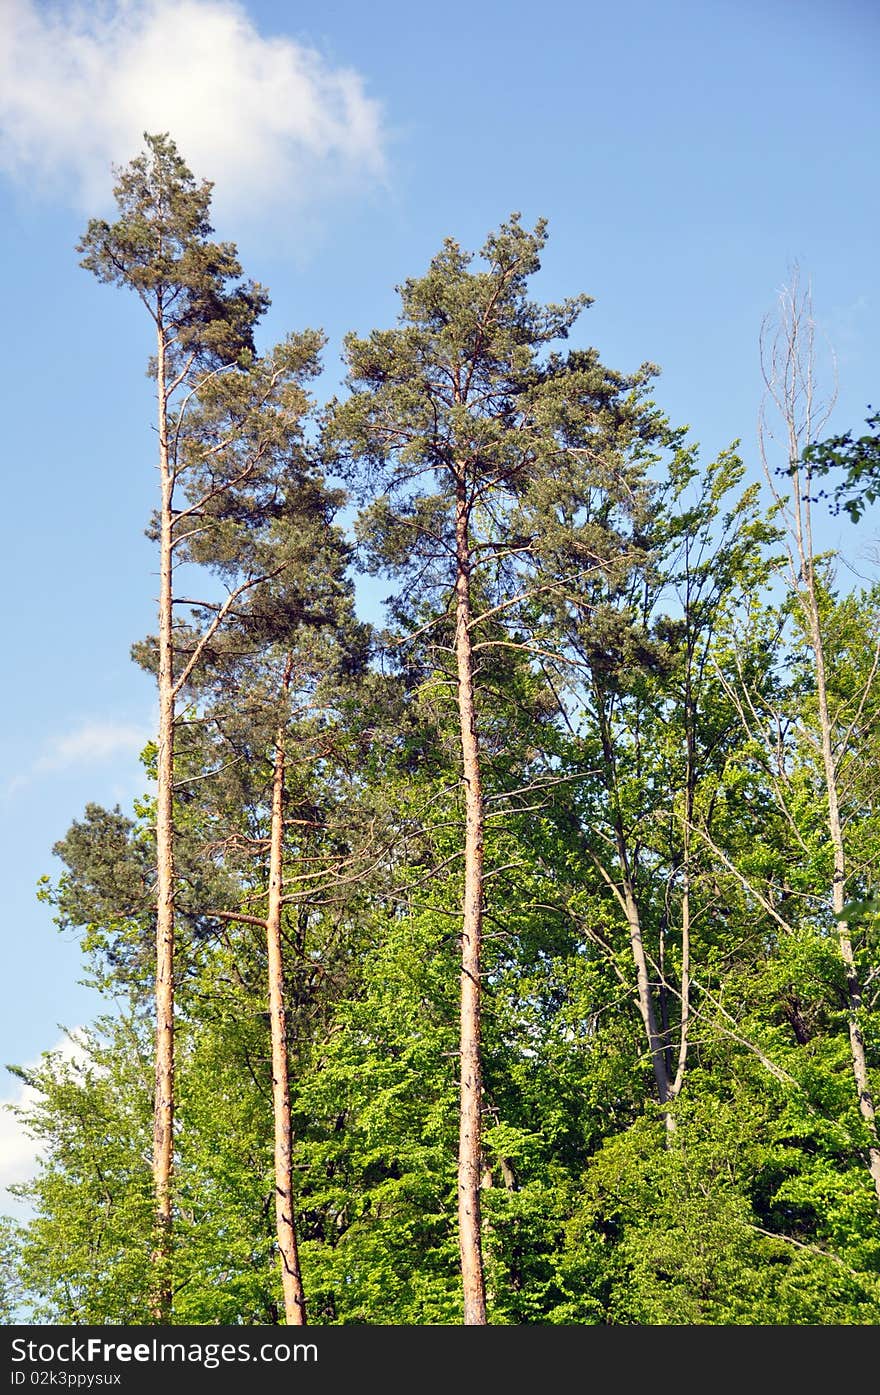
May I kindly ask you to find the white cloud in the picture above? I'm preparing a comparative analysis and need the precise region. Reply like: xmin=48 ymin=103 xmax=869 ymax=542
xmin=5 ymin=718 xmax=151 ymax=796
xmin=0 ymin=1031 xmax=88 ymax=1218
xmin=34 ymin=720 xmax=150 ymax=773
xmin=0 ymin=0 xmax=387 ymax=222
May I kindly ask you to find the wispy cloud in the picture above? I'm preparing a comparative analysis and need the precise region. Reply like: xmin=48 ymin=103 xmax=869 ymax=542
xmin=6 ymin=718 xmax=151 ymax=796
xmin=0 ymin=0 xmax=388 ymax=223
xmin=33 ymin=720 xmax=151 ymax=774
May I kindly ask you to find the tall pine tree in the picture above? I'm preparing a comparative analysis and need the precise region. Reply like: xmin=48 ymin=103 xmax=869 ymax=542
xmin=79 ymin=133 xmax=270 ymax=1316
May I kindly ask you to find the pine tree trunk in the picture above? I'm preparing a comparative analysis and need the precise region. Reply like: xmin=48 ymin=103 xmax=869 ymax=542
xmin=152 ymin=320 xmax=175 ymax=1321
xmin=266 ymin=655 xmax=307 ymax=1324
xmin=454 ymin=488 xmax=487 ymax=1326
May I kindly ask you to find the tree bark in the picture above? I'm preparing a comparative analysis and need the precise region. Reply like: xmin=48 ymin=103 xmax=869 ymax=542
xmin=454 ymin=486 xmax=487 ymax=1326
xmin=810 ymin=608 xmax=880 ymax=1201
xmin=620 ymin=871 xmax=672 ymax=1109
xmin=596 ymin=704 xmax=672 ymax=1111
xmin=152 ymin=316 xmax=175 ymax=1321
xmin=266 ymin=654 xmax=308 ymax=1324
xmin=667 ymin=716 xmax=695 ymax=1126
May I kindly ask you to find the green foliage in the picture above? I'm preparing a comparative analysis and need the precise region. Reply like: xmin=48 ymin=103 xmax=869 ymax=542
xmin=10 ymin=199 xmax=880 ymax=1327
xmin=0 ymin=1217 xmax=26 ymax=1323
xmin=558 ymin=1093 xmax=880 ymax=1324
xmin=78 ymin=132 xmax=268 ymax=370
xmin=801 ymin=409 xmax=880 ymax=522
xmin=7 ymin=1023 xmax=155 ymax=1322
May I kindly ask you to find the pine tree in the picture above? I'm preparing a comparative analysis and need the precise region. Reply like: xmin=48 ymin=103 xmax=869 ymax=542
xmin=328 ymin=215 xmax=671 ymax=1320
xmin=78 ymin=132 xmax=270 ymax=1317
xmin=166 ymin=375 xmax=364 ymax=1323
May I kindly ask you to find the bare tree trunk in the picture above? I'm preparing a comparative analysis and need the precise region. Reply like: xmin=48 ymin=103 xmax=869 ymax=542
xmin=668 ymin=725 xmax=694 ymax=1121
xmin=664 ymin=861 xmax=690 ymax=1141
xmin=658 ymin=910 xmax=672 ymax=1080
xmin=812 ymin=615 xmax=880 ymax=1199
xmin=620 ymin=871 xmax=673 ymax=1109
xmin=152 ymin=318 xmax=175 ymax=1321
xmin=761 ymin=276 xmax=880 ymax=1203
xmin=595 ymin=706 xmax=673 ymax=1113
xmin=454 ymin=487 xmax=487 ymax=1326
xmin=266 ymin=654 xmax=307 ymax=1324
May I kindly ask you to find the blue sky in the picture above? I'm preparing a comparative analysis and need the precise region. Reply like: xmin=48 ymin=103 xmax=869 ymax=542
xmin=0 ymin=0 xmax=878 ymax=1208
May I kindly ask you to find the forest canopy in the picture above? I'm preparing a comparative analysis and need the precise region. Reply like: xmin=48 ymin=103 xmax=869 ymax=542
xmin=3 ymin=135 xmax=879 ymax=1327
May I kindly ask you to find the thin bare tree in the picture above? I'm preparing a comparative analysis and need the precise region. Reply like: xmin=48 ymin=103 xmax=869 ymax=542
xmin=760 ymin=270 xmax=880 ymax=1202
